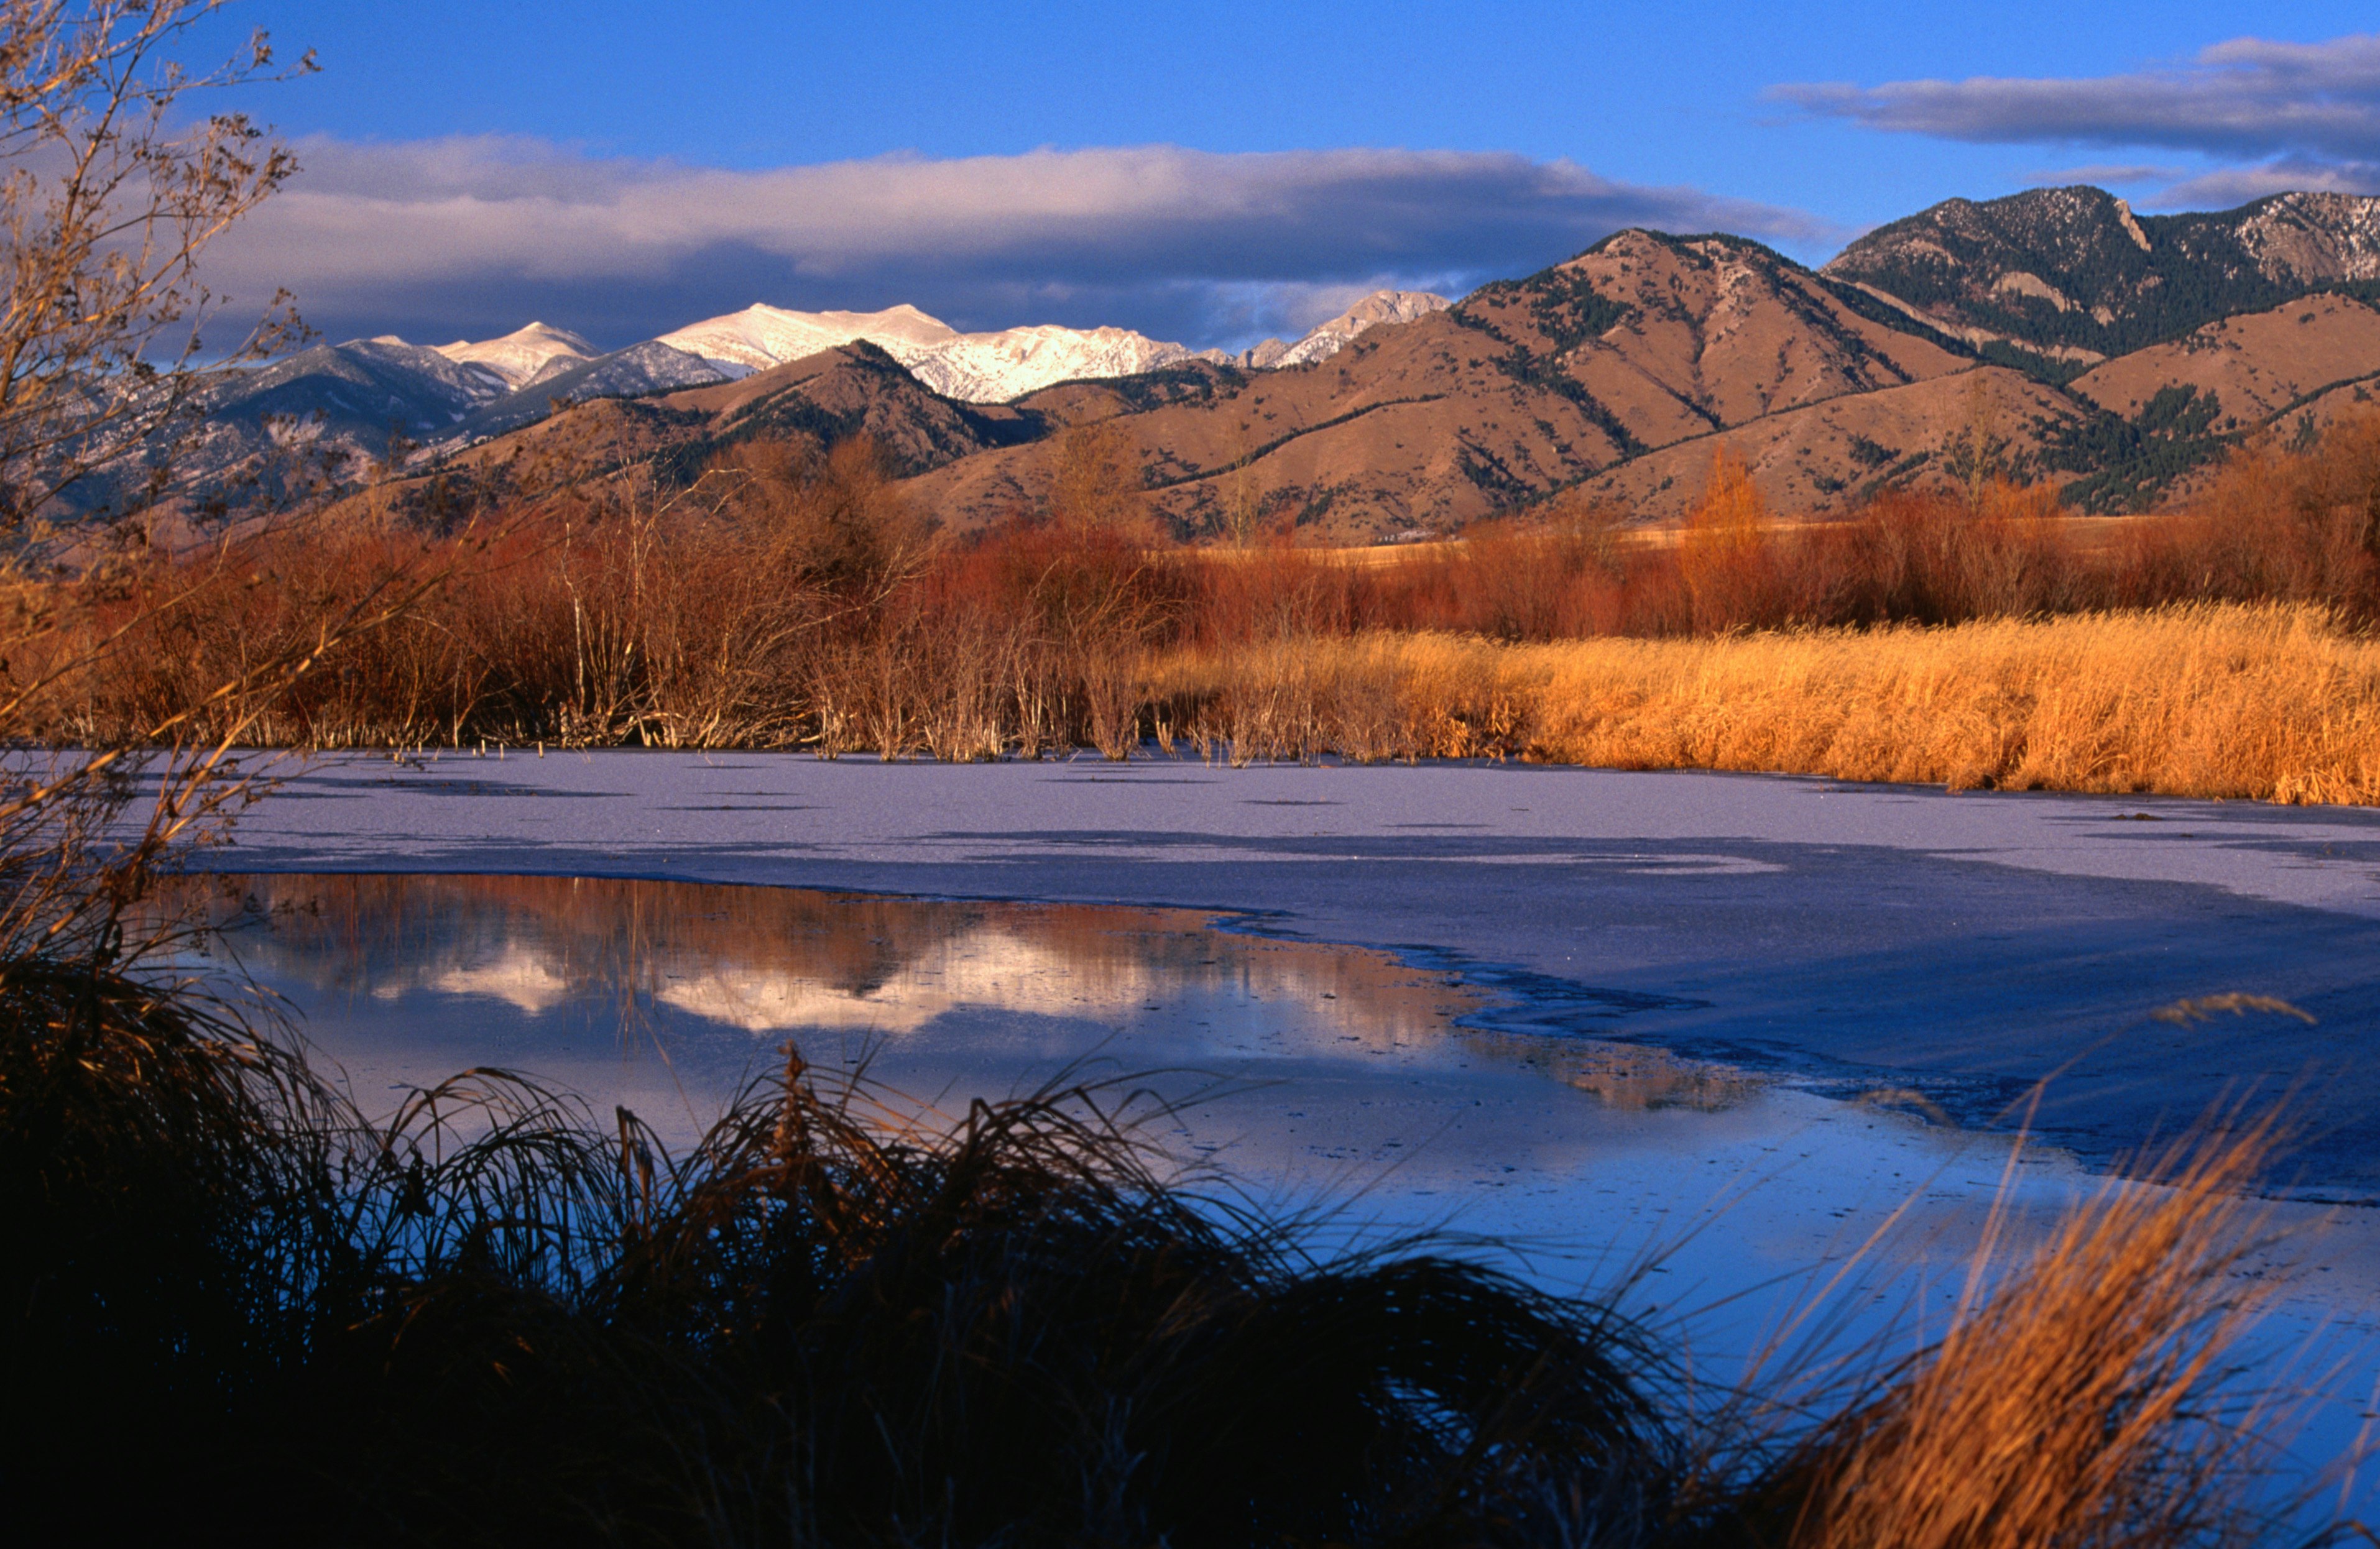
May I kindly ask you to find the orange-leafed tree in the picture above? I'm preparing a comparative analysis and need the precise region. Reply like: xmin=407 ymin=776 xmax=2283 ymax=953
xmin=1678 ymin=446 xmax=1773 ymax=632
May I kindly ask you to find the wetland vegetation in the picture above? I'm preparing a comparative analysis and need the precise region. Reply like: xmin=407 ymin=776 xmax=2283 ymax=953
xmin=0 ymin=9 xmax=2370 ymax=1543
xmin=21 ymin=415 xmax=2380 ymax=804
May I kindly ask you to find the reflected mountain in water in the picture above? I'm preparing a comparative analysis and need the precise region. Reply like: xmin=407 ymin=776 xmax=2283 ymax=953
xmin=156 ymin=873 xmax=1750 ymax=1131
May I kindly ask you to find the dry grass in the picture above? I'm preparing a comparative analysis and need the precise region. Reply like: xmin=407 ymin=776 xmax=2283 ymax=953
xmin=30 ymin=512 xmax=2380 ymax=801
xmin=1145 ymin=603 xmax=2380 ymax=802
xmin=1731 ymin=1124 xmax=2285 ymax=1549
xmin=21 ymin=415 xmax=2380 ymax=807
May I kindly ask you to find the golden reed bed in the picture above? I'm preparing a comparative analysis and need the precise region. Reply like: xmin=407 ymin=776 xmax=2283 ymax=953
xmin=1146 ymin=603 xmax=2380 ymax=804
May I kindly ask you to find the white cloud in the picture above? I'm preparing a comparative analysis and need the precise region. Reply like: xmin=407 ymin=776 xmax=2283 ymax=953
xmin=194 ymin=137 xmax=1834 ymax=350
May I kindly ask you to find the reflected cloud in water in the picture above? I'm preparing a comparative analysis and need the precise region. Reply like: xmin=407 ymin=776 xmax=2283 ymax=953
xmin=164 ymin=873 xmax=1749 ymax=1147
xmin=149 ymin=870 xmax=2380 ymax=1510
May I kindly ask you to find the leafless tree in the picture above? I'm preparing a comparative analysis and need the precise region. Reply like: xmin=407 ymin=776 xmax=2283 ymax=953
xmin=1944 ymin=370 xmax=2011 ymax=513
xmin=1219 ymin=416 xmax=1265 ymax=547
xmin=0 ymin=6 xmax=453 ymax=968
xmin=1045 ymin=420 xmax=1150 ymax=538
xmin=0 ymin=0 xmax=312 ymax=533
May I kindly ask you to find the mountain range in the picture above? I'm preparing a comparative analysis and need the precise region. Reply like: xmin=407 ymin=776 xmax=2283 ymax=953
xmin=144 ymin=288 xmax=1444 ymax=510
xmin=154 ymin=186 xmax=2380 ymax=537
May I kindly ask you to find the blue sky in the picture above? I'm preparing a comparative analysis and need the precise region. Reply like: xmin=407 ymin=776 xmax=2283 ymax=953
xmin=180 ymin=1 xmax=2380 ymax=350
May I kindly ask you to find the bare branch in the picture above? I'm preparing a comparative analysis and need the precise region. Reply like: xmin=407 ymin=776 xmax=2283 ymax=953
xmin=0 ymin=1 xmax=314 ymax=529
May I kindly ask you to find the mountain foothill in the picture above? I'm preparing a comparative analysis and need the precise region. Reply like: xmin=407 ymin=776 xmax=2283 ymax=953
xmin=162 ymin=186 xmax=2380 ymax=540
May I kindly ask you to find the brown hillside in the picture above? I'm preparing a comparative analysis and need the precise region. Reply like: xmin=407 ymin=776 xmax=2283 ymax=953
xmin=428 ymin=394 xmax=704 ymax=484
xmin=1579 ymin=367 xmax=2083 ymax=519
xmin=2277 ymin=375 xmax=2380 ymax=439
xmin=2070 ymin=293 xmax=2380 ymax=426
xmin=443 ymin=344 xmax=1040 ymax=484
xmin=1011 ymin=361 xmax=1248 ymax=426
xmin=1462 ymin=229 xmax=1963 ymax=426
xmin=902 ymin=306 xmax=1606 ymax=541
xmin=407 ymin=231 xmax=2380 ymax=535
xmin=902 ymin=231 xmax=1970 ymax=541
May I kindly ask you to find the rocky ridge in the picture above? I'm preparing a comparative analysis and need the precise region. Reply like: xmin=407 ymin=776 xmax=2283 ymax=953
xmin=1825 ymin=186 xmax=2380 ymax=367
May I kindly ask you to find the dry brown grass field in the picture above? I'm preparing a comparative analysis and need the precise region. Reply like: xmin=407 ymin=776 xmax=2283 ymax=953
xmin=1144 ymin=604 xmax=2380 ymax=802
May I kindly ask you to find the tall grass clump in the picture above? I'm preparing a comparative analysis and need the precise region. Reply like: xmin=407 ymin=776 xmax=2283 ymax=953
xmin=1727 ymin=1124 xmax=2287 ymax=1549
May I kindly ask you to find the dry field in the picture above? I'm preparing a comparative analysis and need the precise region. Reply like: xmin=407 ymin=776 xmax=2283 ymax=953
xmin=1146 ymin=605 xmax=2380 ymax=804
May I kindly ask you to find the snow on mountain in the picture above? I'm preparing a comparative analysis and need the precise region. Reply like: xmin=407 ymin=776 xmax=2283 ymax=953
xmin=450 ymin=342 xmax=727 ymax=444
xmin=655 ymin=303 xmax=1200 ymax=402
xmin=109 ymin=336 xmax=519 ymax=511
xmin=656 ymin=304 xmax=961 ymax=378
xmin=1271 ymin=290 xmax=1452 ymax=367
xmin=361 ymin=289 xmax=1447 ymax=441
xmin=905 ymin=324 xmax=1200 ymax=401
xmin=433 ymin=322 xmax=596 ymax=390
xmin=232 ymin=338 xmax=510 ymax=427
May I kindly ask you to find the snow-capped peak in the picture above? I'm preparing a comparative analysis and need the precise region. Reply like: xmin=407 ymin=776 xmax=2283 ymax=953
xmin=655 ymin=304 xmax=963 ymax=379
xmin=402 ymin=288 xmax=1447 ymax=417
xmin=1273 ymin=290 xmax=1452 ymax=367
xmin=653 ymin=304 xmax=1197 ymax=402
xmin=433 ymin=322 xmax=597 ymax=389
xmin=906 ymin=324 xmax=1199 ymax=402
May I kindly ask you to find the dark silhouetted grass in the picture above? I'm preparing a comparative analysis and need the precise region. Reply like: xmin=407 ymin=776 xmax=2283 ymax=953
xmin=2 ymin=958 xmax=1694 ymax=1546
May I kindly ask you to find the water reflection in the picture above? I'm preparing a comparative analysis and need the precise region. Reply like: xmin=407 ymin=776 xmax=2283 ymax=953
xmin=1547 ymin=1043 xmax=1758 ymax=1112
xmin=150 ymin=870 xmax=2380 ymax=1516
xmin=166 ymin=872 xmax=1751 ymax=1142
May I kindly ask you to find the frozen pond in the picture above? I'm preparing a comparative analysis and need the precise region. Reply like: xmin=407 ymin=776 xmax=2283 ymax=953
xmin=175 ymin=871 xmax=2129 ymax=1307
xmin=167 ymin=871 xmax=2380 ymax=1476
xmin=204 ymin=749 xmax=2380 ymax=1188
xmin=180 ymin=750 xmax=2380 ymax=1502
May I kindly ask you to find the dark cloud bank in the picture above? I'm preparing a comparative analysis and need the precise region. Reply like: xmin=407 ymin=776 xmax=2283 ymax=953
xmin=1777 ymin=32 xmax=2380 ymax=208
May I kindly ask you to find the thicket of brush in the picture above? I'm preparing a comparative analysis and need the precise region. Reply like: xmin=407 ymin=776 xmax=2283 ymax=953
xmin=0 ymin=925 xmax=2307 ymax=1548
xmin=21 ymin=415 xmax=2380 ymax=798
